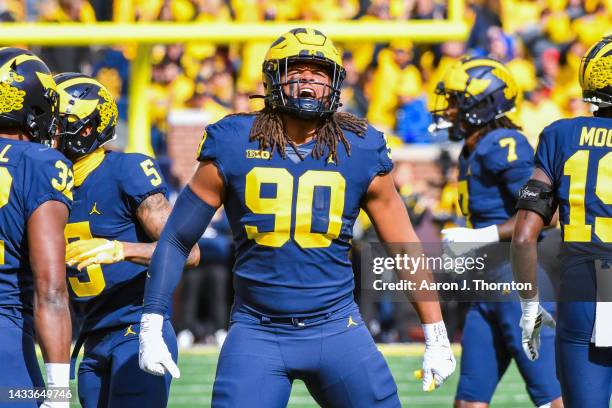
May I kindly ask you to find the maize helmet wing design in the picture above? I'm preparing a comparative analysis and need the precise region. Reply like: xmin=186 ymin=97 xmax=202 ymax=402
xmin=54 ymin=72 xmax=118 ymax=159
xmin=431 ymin=56 xmax=519 ymax=141
xmin=579 ymin=35 xmax=612 ymax=107
xmin=0 ymin=47 xmax=59 ymax=144
xmin=263 ymin=28 xmax=345 ymax=120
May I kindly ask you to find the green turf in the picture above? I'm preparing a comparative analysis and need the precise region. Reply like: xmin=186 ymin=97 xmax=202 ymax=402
xmin=165 ymin=351 xmax=529 ymax=408
xmin=58 ymin=348 xmax=531 ymax=407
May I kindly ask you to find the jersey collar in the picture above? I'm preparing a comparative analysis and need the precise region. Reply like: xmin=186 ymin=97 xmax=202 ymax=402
xmin=73 ymin=148 xmax=106 ymax=187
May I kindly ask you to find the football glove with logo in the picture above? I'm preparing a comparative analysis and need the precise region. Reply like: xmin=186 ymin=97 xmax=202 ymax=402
xmin=66 ymin=238 xmax=124 ymax=270
xmin=421 ymin=321 xmax=456 ymax=391
xmin=139 ymin=313 xmax=180 ymax=378
xmin=519 ymin=295 xmax=556 ymax=361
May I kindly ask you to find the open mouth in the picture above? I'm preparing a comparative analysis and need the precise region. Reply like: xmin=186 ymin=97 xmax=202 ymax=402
xmin=299 ymin=87 xmax=316 ymax=98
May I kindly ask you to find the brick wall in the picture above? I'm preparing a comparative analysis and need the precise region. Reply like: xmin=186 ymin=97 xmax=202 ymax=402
xmin=166 ymin=110 xmax=209 ymax=186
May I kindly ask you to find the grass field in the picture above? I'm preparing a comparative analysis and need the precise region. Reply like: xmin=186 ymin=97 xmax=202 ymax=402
xmin=161 ymin=344 xmax=531 ymax=408
xmin=163 ymin=345 xmax=530 ymax=408
xmin=57 ymin=344 xmax=534 ymax=407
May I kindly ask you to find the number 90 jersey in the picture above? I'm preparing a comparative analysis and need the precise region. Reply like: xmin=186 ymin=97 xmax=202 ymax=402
xmin=67 ymin=151 xmax=167 ymax=334
xmin=197 ymin=114 xmax=393 ymax=317
xmin=536 ymin=116 xmax=612 ymax=262
xmin=0 ymin=139 xmax=73 ymax=321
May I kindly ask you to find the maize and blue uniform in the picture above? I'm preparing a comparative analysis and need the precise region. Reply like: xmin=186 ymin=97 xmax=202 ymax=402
xmin=454 ymin=129 xmax=561 ymax=405
xmin=0 ymin=139 xmax=73 ymax=407
xmin=536 ymin=116 xmax=612 ymax=407
xmin=66 ymin=151 xmax=177 ymax=408
xmin=197 ymin=114 xmax=400 ymax=407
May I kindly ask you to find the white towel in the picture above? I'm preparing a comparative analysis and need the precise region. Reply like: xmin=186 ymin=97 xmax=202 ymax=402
xmin=592 ymin=260 xmax=612 ymax=347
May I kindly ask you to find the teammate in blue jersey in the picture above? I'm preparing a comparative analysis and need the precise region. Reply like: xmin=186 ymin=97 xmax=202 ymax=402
xmin=513 ymin=35 xmax=612 ymax=407
xmin=53 ymin=73 xmax=199 ymax=408
xmin=431 ymin=57 xmax=562 ymax=407
xmin=0 ymin=48 xmax=73 ymax=408
xmin=139 ymin=28 xmax=456 ymax=407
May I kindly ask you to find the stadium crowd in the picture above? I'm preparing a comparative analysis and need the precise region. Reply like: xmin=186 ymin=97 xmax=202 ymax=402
xmin=3 ymin=0 xmax=609 ymax=344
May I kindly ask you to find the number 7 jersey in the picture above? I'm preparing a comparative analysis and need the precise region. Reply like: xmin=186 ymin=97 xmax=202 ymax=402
xmin=0 ymin=138 xmax=73 ymax=321
xmin=536 ymin=116 xmax=612 ymax=262
xmin=197 ymin=114 xmax=392 ymax=317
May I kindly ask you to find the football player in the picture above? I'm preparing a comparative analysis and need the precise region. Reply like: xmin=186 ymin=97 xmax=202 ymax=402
xmin=513 ymin=35 xmax=612 ymax=407
xmin=432 ymin=57 xmax=563 ymax=407
xmin=53 ymin=73 xmax=199 ymax=408
xmin=139 ymin=28 xmax=456 ymax=407
xmin=0 ymin=48 xmax=72 ymax=408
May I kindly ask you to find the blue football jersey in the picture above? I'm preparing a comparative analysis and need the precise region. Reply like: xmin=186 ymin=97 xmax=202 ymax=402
xmin=458 ymin=129 xmax=534 ymax=228
xmin=67 ymin=151 xmax=167 ymax=334
xmin=535 ymin=116 xmax=611 ymax=262
xmin=197 ymin=114 xmax=393 ymax=317
xmin=0 ymin=138 xmax=73 ymax=321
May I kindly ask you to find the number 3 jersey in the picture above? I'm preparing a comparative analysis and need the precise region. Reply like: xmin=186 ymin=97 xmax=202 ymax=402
xmin=0 ymin=139 xmax=73 ymax=322
xmin=197 ymin=114 xmax=393 ymax=317
xmin=67 ymin=150 xmax=167 ymax=334
xmin=536 ymin=116 xmax=612 ymax=263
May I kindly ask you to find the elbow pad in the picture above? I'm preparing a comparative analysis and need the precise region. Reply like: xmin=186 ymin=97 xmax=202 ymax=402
xmin=516 ymin=179 xmax=555 ymax=224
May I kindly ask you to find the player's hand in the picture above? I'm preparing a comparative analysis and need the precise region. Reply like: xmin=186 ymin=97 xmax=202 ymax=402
xmin=40 ymin=401 xmax=69 ymax=408
xmin=139 ymin=313 xmax=180 ymax=378
xmin=41 ymin=363 xmax=70 ymax=408
xmin=441 ymin=225 xmax=499 ymax=257
xmin=420 ymin=321 xmax=456 ymax=391
xmin=66 ymin=238 xmax=124 ymax=270
xmin=519 ymin=296 xmax=555 ymax=361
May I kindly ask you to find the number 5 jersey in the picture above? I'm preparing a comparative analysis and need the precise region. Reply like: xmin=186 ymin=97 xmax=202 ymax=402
xmin=67 ymin=149 xmax=167 ymax=334
xmin=197 ymin=114 xmax=393 ymax=317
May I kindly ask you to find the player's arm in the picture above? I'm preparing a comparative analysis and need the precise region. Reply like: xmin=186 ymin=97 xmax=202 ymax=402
xmin=28 ymin=201 xmax=71 ymax=391
xmin=362 ymin=172 xmax=456 ymax=391
xmin=512 ymin=167 xmax=557 ymax=360
xmin=130 ymin=193 xmax=200 ymax=266
xmin=139 ymin=161 xmax=224 ymax=378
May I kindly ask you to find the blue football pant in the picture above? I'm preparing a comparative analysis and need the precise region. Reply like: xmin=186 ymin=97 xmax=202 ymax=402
xmin=0 ymin=313 xmax=44 ymax=408
xmin=456 ymin=301 xmax=561 ymax=405
xmin=556 ymin=300 xmax=612 ymax=407
xmin=77 ymin=320 xmax=177 ymax=408
xmin=212 ymin=302 xmax=400 ymax=408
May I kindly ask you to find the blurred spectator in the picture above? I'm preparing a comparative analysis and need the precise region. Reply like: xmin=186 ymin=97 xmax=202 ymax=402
xmin=467 ymin=0 xmax=502 ymax=55
xmin=520 ymin=82 xmax=563 ymax=145
xmin=39 ymin=0 xmax=96 ymax=72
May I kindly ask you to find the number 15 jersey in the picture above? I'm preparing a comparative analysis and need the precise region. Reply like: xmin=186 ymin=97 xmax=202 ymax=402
xmin=536 ymin=116 xmax=612 ymax=263
xmin=197 ymin=114 xmax=392 ymax=317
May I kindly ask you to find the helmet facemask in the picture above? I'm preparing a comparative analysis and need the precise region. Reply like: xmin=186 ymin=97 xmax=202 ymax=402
xmin=55 ymin=73 xmax=118 ymax=160
xmin=430 ymin=61 xmax=518 ymax=141
xmin=263 ymin=56 xmax=345 ymax=120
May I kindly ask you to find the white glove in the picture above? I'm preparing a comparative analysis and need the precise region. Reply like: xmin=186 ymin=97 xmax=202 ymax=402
xmin=421 ymin=321 xmax=456 ymax=391
xmin=40 ymin=363 xmax=70 ymax=408
xmin=441 ymin=225 xmax=499 ymax=257
xmin=139 ymin=313 xmax=180 ymax=378
xmin=519 ymin=295 xmax=556 ymax=361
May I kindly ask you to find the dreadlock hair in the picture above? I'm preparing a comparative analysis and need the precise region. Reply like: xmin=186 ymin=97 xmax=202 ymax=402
xmin=467 ymin=114 xmax=522 ymax=146
xmin=241 ymin=107 xmax=368 ymax=162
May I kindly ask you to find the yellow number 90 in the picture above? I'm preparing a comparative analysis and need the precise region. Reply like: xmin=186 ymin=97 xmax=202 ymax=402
xmin=244 ymin=167 xmax=346 ymax=249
